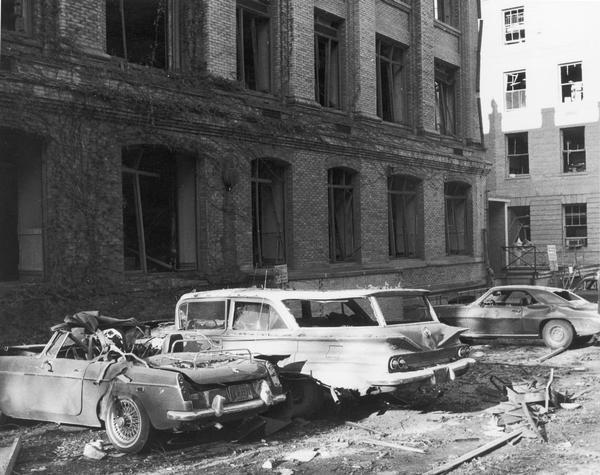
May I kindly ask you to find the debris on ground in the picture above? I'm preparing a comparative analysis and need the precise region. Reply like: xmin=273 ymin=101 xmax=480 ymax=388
xmin=538 ymin=346 xmax=567 ymax=363
xmin=83 ymin=440 xmax=106 ymax=460
xmin=360 ymin=438 xmax=425 ymax=454
xmin=0 ymin=437 xmax=21 ymax=475
xmin=284 ymin=448 xmax=319 ymax=462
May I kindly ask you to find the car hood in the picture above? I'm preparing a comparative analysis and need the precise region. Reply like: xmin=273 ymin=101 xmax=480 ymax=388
xmin=146 ymin=352 xmax=268 ymax=385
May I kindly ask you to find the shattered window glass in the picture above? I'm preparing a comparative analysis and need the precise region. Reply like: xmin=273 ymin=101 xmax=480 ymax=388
xmin=179 ymin=300 xmax=226 ymax=330
xmin=375 ymin=295 xmax=434 ymax=324
xmin=284 ymin=298 xmax=378 ymax=328
xmin=505 ymin=70 xmax=526 ymax=110
xmin=504 ymin=7 xmax=525 ymax=44
xmin=560 ymin=62 xmax=583 ymax=103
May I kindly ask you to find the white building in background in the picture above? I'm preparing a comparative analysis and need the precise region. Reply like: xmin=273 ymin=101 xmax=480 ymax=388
xmin=480 ymin=0 xmax=600 ymax=280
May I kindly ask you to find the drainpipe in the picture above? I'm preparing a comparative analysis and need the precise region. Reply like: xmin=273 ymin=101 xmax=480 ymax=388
xmin=597 ymin=271 xmax=600 ymax=314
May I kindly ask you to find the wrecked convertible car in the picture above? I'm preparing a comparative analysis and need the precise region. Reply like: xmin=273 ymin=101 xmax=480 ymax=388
xmin=0 ymin=312 xmax=285 ymax=453
xmin=154 ymin=288 xmax=475 ymax=403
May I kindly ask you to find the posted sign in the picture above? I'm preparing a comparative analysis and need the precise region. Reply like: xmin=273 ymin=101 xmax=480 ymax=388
xmin=274 ymin=264 xmax=288 ymax=284
xmin=547 ymin=245 xmax=558 ymax=271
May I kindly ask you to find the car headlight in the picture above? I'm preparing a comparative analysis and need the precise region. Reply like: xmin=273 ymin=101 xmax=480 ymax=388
xmin=388 ymin=356 xmax=408 ymax=373
xmin=265 ymin=362 xmax=282 ymax=388
xmin=177 ymin=373 xmax=191 ymax=401
xmin=457 ymin=345 xmax=471 ymax=358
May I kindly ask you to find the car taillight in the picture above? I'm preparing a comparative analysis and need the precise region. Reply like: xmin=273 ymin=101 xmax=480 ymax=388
xmin=457 ymin=345 xmax=471 ymax=358
xmin=177 ymin=373 xmax=191 ymax=401
xmin=388 ymin=356 xmax=408 ymax=373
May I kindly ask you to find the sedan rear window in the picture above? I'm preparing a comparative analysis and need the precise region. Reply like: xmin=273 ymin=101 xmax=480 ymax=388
xmin=375 ymin=295 xmax=434 ymax=324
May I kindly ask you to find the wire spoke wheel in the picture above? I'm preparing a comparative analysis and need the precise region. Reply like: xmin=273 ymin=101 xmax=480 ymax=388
xmin=106 ymin=396 xmax=151 ymax=453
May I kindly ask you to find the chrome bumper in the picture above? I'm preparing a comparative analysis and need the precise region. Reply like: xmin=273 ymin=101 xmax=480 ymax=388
xmin=167 ymin=394 xmax=287 ymax=422
xmin=367 ymin=358 xmax=476 ymax=387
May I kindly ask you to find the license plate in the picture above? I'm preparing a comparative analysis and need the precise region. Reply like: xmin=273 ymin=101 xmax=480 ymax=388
xmin=433 ymin=367 xmax=450 ymax=384
xmin=227 ymin=384 xmax=254 ymax=402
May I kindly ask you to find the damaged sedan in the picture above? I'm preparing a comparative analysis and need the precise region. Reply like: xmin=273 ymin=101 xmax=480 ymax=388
xmin=154 ymin=288 xmax=475 ymax=409
xmin=0 ymin=312 xmax=285 ymax=453
xmin=435 ymin=285 xmax=600 ymax=348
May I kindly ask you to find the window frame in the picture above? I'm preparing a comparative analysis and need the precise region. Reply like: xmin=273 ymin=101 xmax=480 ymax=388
xmin=506 ymin=132 xmax=529 ymax=176
xmin=444 ymin=182 xmax=470 ymax=256
xmin=376 ymin=35 xmax=409 ymax=125
xmin=564 ymin=204 xmax=587 ymax=248
xmin=1 ymin=0 xmax=33 ymax=35
xmin=251 ymin=159 xmax=287 ymax=268
xmin=236 ymin=0 xmax=272 ymax=93
xmin=505 ymin=70 xmax=526 ymax=110
xmin=559 ymin=62 xmax=583 ymax=103
xmin=314 ymin=11 xmax=343 ymax=109
xmin=387 ymin=175 xmax=420 ymax=258
xmin=561 ymin=126 xmax=586 ymax=173
xmin=434 ymin=0 xmax=459 ymax=28
xmin=328 ymin=168 xmax=359 ymax=263
xmin=434 ymin=62 xmax=458 ymax=136
xmin=503 ymin=7 xmax=525 ymax=44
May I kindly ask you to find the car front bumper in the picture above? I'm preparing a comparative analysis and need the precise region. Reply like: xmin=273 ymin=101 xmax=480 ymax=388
xmin=367 ymin=357 xmax=476 ymax=387
xmin=167 ymin=393 xmax=287 ymax=422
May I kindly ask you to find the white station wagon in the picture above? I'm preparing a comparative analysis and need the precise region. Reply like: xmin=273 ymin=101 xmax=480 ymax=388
xmin=155 ymin=288 xmax=475 ymax=402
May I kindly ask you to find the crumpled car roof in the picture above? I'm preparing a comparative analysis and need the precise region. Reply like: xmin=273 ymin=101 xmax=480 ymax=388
xmin=51 ymin=311 xmax=140 ymax=334
xmin=180 ymin=287 xmax=430 ymax=301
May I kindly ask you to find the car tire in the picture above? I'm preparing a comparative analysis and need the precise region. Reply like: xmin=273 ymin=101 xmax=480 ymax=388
xmin=105 ymin=396 xmax=151 ymax=453
xmin=542 ymin=320 xmax=574 ymax=349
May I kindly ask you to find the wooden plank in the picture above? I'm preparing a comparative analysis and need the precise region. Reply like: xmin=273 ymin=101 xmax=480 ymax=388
xmin=361 ymin=438 xmax=425 ymax=454
xmin=0 ymin=437 xmax=22 ymax=475
xmin=537 ymin=346 xmax=566 ymax=363
xmin=423 ymin=428 xmax=524 ymax=475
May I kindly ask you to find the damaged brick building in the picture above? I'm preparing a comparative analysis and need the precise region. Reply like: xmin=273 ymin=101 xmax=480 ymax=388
xmin=0 ymin=0 xmax=488 ymax=306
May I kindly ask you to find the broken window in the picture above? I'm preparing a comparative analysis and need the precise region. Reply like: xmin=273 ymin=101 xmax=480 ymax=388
xmin=0 ymin=128 xmax=43 ymax=282
xmin=121 ymin=145 xmax=196 ymax=273
xmin=105 ymin=0 xmax=180 ymax=69
xmin=435 ymin=62 xmax=457 ymax=135
xmin=236 ymin=0 xmax=271 ymax=93
xmin=562 ymin=127 xmax=585 ymax=173
xmin=251 ymin=159 xmax=286 ymax=267
xmin=506 ymin=132 xmax=529 ymax=175
xmin=564 ymin=204 xmax=587 ymax=248
xmin=376 ymin=36 xmax=408 ymax=124
xmin=445 ymin=182 xmax=470 ymax=255
xmin=328 ymin=168 xmax=358 ymax=262
xmin=503 ymin=7 xmax=525 ymax=44
xmin=508 ymin=206 xmax=531 ymax=243
xmin=1 ymin=0 xmax=32 ymax=34
xmin=505 ymin=70 xmax=526 ymax=110
xmin=388 ymin=175 xmax=419 ymax=258
xmin=315 ymin=11 xmax=342 ymax=109
xmin=434 ymin=0 xmax=459 ymax=28
xmin=560 ymin=62 xmax=583 ymax=103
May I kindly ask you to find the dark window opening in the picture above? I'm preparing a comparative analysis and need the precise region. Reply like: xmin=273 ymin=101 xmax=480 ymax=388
xmin=507 ymin=132 xmax=529 ymax=175
xmin=505 ymin=70 xmax=526 ymax=109
xmin=562 ymin=127 xmax=585 ymax=173
xmin=508 ymin=206 xmax=531 ymax=243
xmin=106 ymin=0 xmax=180 ymax=69
xmin=328 ymin=168 xmax=358 ymax=262
xmin=388 ymin=175 xmax=420 ymax=258
xmin=434 ymin=0 xmax=459 ymax=28
xmin=445 ymin=182 xmax=470 ymax=255
xmin=121 ymin=145 xmax=196 ymax=273
xmin=376 ymin=36 xmax=408 ymax=124
xmin=314 ymin=11 xmax=342 ymax=109
xmin=251 ymin=159 xmax=286 ymax=267
xmin=564 ymin=204 xmax=587 ymax=248
xmin=1 ymin=0 xmax=32 ymax=34
xmin=0 ymin=128 xmax=43 ymax=282
xmin=236 ymin=1 xmax=271 ymax=92
xmin=435 ymin=62 xmax=457 ymax=135
xmin=504 ymin=7 xmax=525 ymax=43
xmin=560 ymin=62 xmax=583 ymax=103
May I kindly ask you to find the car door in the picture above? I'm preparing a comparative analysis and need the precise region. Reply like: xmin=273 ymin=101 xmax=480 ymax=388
xmin=477 ymin=289 xmax=525 ymax=336
xmin=8 ymin=332 xmax=88 ymax=420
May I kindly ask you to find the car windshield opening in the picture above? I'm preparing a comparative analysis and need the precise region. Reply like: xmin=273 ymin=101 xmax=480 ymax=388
xmin=375 ymin=295 xmax=434 ymax=324
xmin=283 ymin=298 xmax=378 ymax=327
